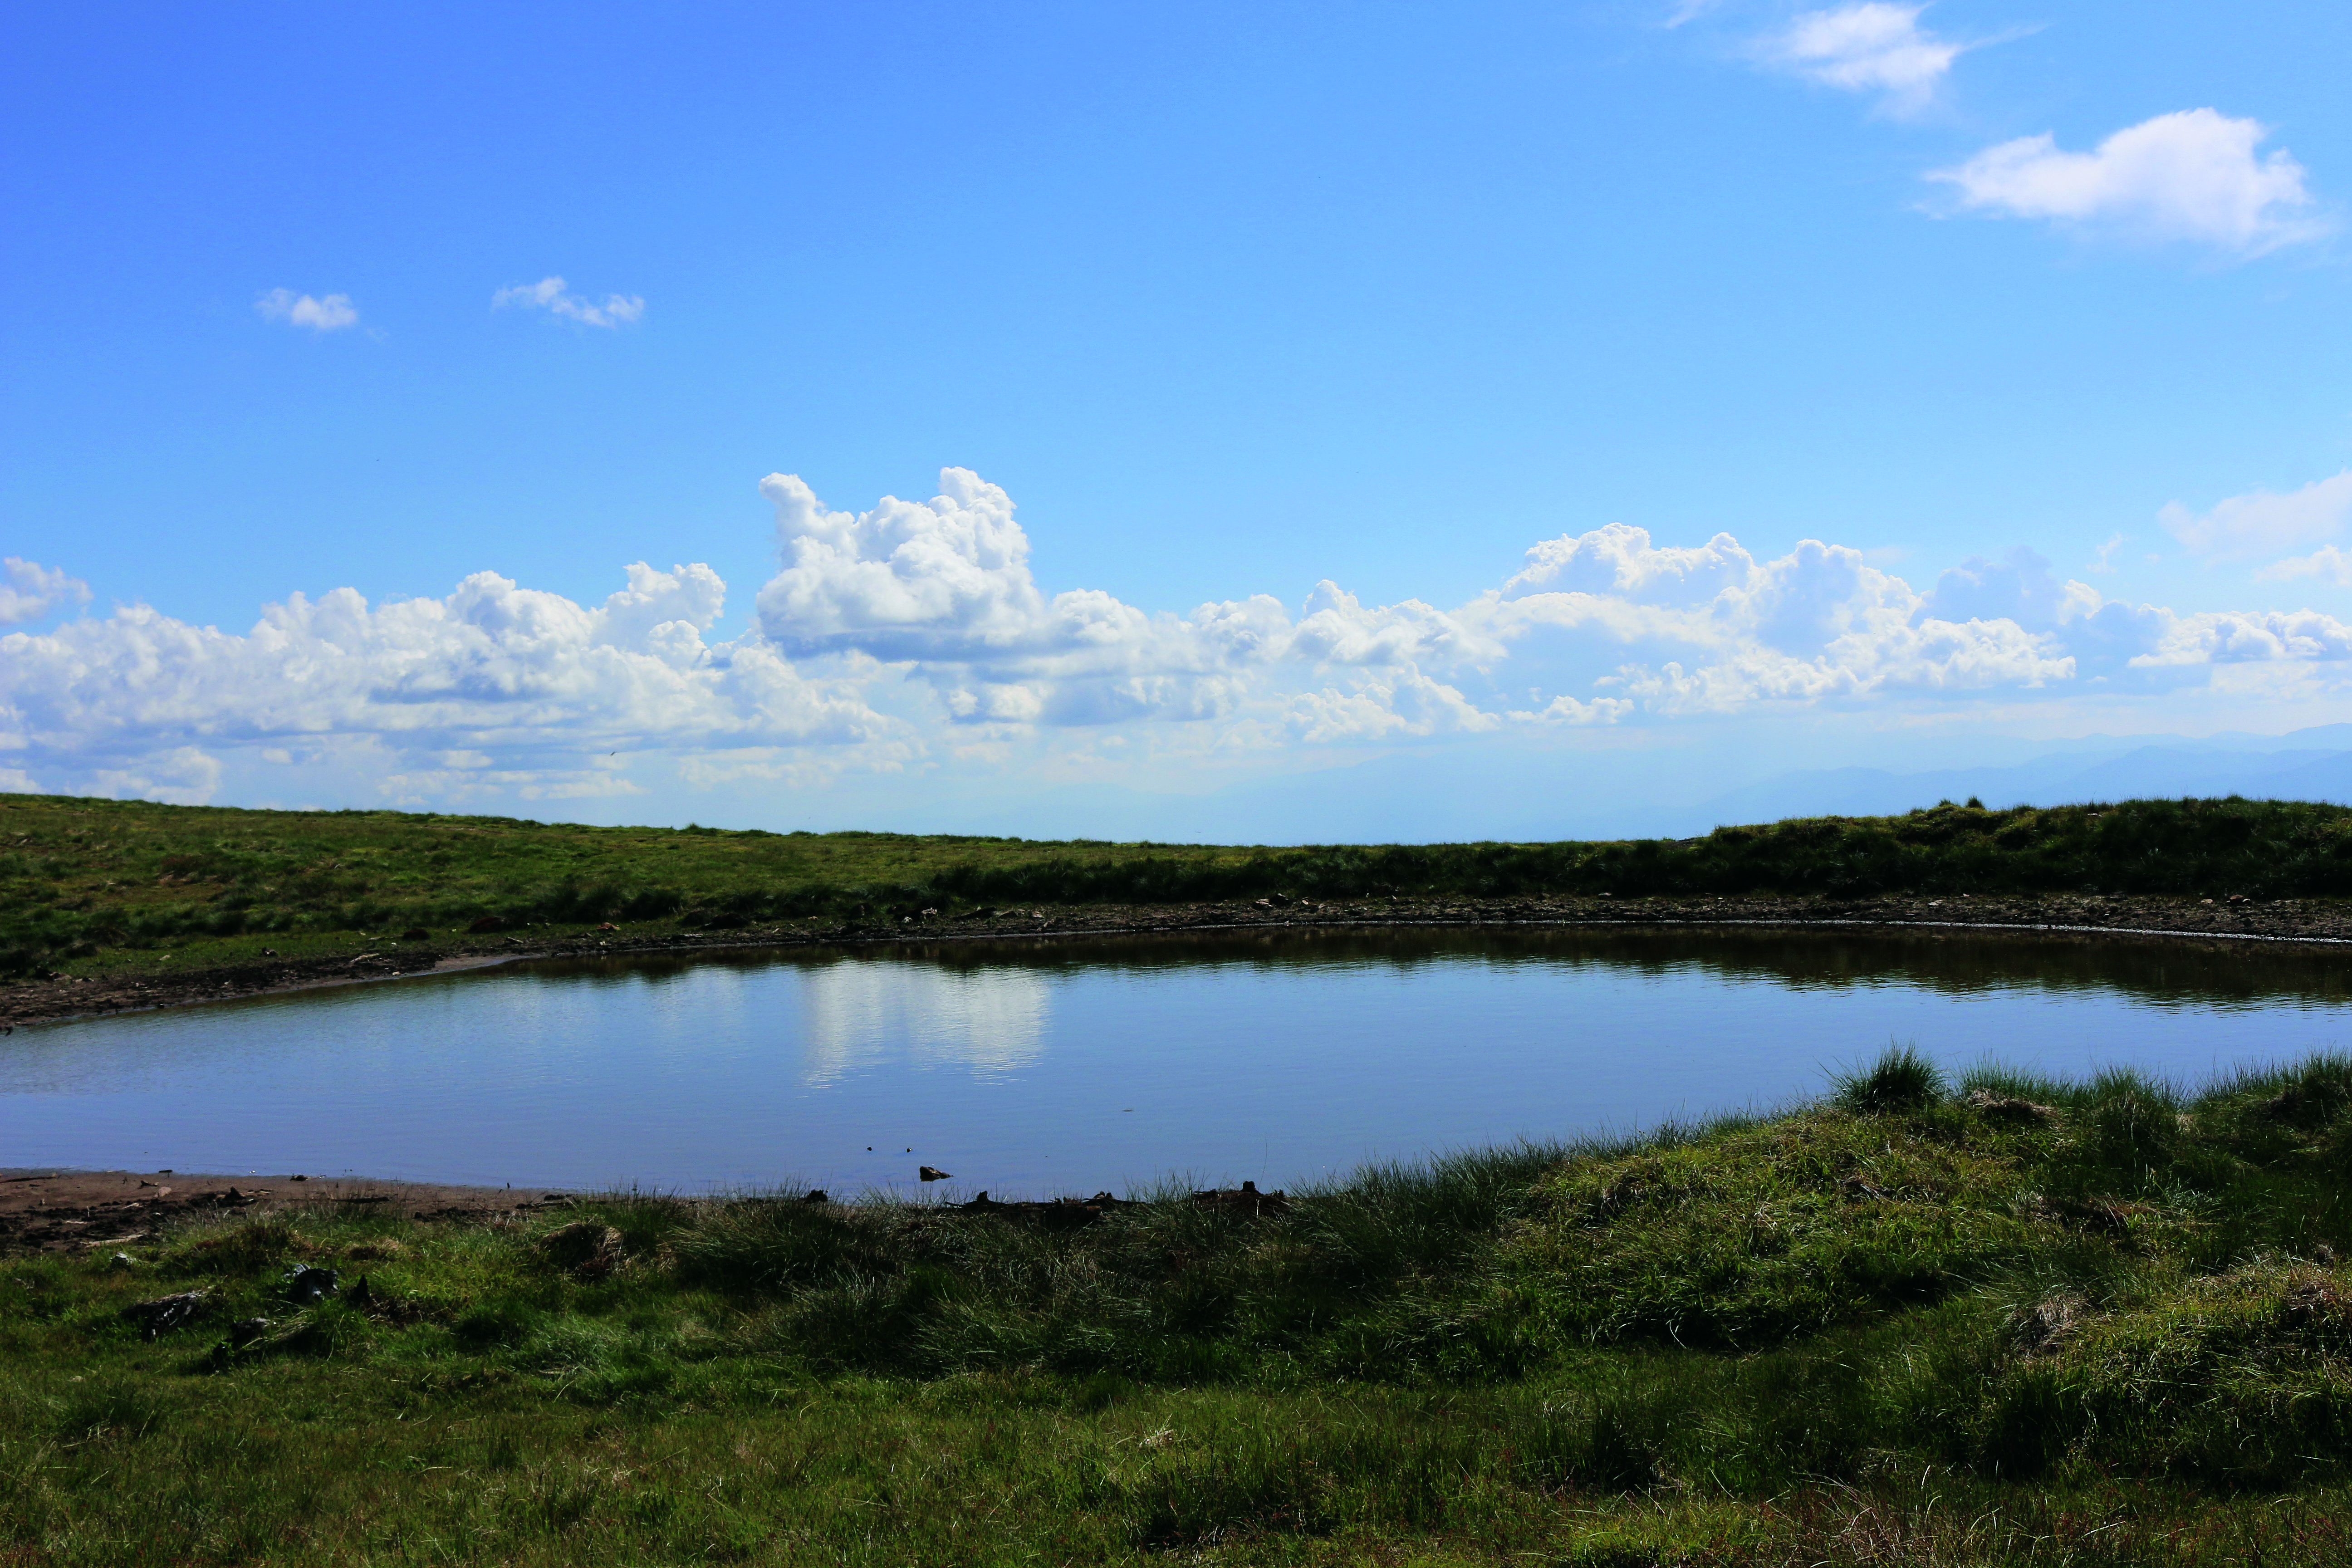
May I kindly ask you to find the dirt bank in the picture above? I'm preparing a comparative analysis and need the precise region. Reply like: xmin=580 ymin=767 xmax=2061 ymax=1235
xmin=0 ymin=1168 xmax=572 ymax=1258
xmin=5 ymin=891 xmax=2348 ymax=1031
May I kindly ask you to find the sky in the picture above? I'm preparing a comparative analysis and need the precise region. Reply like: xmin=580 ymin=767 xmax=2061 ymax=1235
xmin=4 ymin=0 xmax=2351 ymax=839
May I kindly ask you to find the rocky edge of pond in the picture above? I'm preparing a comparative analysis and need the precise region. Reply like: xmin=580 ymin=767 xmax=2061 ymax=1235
xmin=3 ymin=889 xmax=2344 ymax=1030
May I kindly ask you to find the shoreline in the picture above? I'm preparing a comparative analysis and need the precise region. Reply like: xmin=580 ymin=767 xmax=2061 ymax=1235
xmin=0 ymin=1167 xmax=571 ymax=1257
xmin=7 ymin=891 xmax=2350 ymax=1031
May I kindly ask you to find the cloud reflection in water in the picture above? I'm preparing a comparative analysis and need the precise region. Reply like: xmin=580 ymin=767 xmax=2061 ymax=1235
xmin=795 ymin=961 xmax=1050 ymax=1087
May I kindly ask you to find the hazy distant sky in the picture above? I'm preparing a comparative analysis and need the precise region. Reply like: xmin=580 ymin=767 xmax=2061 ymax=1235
xmin=4 ymin=2 xmax=2350 ymax=835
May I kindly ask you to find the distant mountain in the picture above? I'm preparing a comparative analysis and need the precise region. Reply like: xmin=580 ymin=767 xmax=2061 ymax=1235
xmin=765 ymin=722 xmax=2352 ymax=846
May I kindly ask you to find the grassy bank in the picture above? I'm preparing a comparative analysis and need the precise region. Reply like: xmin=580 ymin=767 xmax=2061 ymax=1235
xmin=9 ymin=1053 xmax=2352 ymax=1563
xmin=10 ymin=789 xmax=2352 ymax=980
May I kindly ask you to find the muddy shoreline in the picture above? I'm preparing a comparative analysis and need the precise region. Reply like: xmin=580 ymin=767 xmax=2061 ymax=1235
xmin=0 ymin=1168 xmax=573 ymax=1258
xmin=6 ymin=891 xmax=2349 ymax=1031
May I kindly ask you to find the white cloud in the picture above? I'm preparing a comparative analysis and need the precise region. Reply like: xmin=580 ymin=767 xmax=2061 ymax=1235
xmin=255 ymin=289 xmax=360 ymax=331
xmin=2127 ymin=608 xmax=2352 ymax=669
xmin=0 ymin=559 xmax=888 ymax=805
xmin=0 ymin=558 xmax=91 ymax=627
xmin=1930 ymin=109 xmax=2325 ymax=253
xmin=493 ymin=275 xmax=646 ymax=328
xmin=2258 ymin=546 xmax=2352 ymax=588
xmin=1467 ymin=529 xmax=2078 ymax=712
xmin=93 ymin=746 xmax=223 ymax=806
xmin=2163 ymin=470 xmax=2352 ymax=560
xmin=1762 ymin=4 xmax=1964 ymax=114
xmin=15 ymin=467 xmax=2352 ymax=811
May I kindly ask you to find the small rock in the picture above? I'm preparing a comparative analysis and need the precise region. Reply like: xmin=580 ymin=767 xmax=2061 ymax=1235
xmin=918 ymin=1165 xmax=952 ymax=1182
xmin=121 ymin=1289 xmax=211 ymax=1340
xmin=283 ymin=1265 xmax=341 ymax=1304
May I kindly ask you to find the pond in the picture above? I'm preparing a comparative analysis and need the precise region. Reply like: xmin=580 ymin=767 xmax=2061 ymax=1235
xmin=6 ymin=927 xmax=2351 ymax=1196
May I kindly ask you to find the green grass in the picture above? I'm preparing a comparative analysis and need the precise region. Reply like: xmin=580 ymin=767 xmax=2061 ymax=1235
xmin=10 ymin=1054 xmax=2352 ymax=1563
xmin=10 ymin=789 xmax=2352 ymax=982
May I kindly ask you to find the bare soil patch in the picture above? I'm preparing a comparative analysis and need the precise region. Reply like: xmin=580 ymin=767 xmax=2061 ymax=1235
xmin=0 ymin=1167 xmax=569 ymax=1257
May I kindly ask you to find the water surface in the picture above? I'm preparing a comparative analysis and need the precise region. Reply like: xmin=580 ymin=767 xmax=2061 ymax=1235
xmin=5 ymin=927 xmax=2347 ymax=1194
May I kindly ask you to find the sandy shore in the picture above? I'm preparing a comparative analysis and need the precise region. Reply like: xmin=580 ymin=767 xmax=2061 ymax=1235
xmin=5 ymin=891 xmax=2349 ymax=1033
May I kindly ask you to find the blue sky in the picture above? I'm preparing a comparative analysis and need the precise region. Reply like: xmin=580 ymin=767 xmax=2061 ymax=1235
xmin=4 ymin=1 xmax=2351 ymax=837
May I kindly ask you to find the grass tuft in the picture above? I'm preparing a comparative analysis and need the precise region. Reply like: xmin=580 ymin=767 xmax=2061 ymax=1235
xmin=1833 ymin=1041 xmax=1946 ymax=1113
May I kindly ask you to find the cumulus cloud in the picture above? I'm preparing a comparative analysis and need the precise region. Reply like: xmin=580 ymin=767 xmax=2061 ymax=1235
xmin=0 ymin=559 xmax=888 ymax=804
xmin=0 ymin=558 xmax=91 ymax=627
xmin=493 ymin=275 xmax=646 ymax=328
xmin=1761 ymin=4 xmax=1965 ymax=113
xmin=1465 ymin=527 xmax=2077 ymax=713
xmin=751 ymin=468 xmax=1451 ymax=733
xmin=1930 ymin=109 xmax=2325 ymax=253
xmin=2163 ymin=470 xmax=2352 ymax=560
xmin=15 ymin=466 xmax=2352 ymax=809
xmin=2259 ymin=546 xmax=2352 ymax=588
xmin=255 ymin=289 xmax=360 ymax=331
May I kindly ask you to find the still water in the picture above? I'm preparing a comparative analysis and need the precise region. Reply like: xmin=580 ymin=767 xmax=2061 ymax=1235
xmin=6 ymin=927 xmax=2350 ymax=1195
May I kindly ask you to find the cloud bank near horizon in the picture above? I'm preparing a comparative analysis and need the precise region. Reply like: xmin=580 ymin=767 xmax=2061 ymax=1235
xmin=9 ymin=468 xmax=2352 ymax=807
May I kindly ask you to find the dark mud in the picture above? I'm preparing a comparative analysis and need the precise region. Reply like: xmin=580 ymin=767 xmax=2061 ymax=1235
xmin=0 ymin=1168 xmax=572 ymax=1258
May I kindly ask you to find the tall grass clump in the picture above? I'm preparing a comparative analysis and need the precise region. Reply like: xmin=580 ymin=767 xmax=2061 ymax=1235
xmin=1833 ymin=1042 xmax=1945 ymax=1113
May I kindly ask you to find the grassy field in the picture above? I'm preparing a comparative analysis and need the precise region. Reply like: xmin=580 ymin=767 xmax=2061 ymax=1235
xmin=10 ymin=789 xmax=2352 ymax=981
xmin=8 ymin=1051 xmax=2352 ymax=1564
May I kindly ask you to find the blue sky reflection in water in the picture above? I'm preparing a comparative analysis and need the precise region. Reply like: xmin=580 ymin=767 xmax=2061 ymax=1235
xmin=6 ymin=931 xmax=2352 ymax=1196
